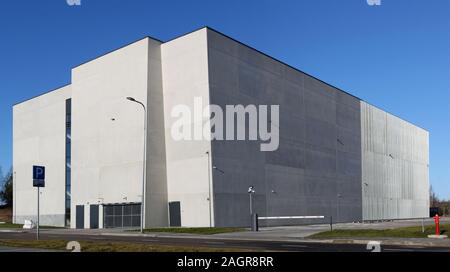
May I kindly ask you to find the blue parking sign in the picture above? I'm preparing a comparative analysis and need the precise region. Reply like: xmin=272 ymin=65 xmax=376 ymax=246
xmin=33 ymin=166 xmax=45 ymax=187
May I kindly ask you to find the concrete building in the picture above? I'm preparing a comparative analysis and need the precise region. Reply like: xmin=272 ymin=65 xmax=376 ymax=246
xmin=13 ymin=27 xmax=429 ymax=229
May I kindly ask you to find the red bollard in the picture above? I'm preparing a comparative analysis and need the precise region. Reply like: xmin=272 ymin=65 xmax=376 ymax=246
xmin=434 ymin=214 xmax=440 ymax=236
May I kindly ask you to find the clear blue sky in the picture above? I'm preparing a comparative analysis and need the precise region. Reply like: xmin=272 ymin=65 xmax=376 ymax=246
xmin=0 ymin=0 xmax=449 ymax=198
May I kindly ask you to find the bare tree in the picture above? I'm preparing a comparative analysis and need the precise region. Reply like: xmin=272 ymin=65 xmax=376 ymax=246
xmin=0 ymin=170 xmax=13 ymax=207
xmin=430 ymin=185 xmax=439 ymax=207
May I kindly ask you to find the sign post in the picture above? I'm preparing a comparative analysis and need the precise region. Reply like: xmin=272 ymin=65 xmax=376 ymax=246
xmin=37 ymin=187 xmax=40 ymax=240
xmin=33 ymin=166 xmax=45 ymax=240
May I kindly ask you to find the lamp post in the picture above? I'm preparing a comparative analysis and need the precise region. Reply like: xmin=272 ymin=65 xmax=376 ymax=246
xmin=337 ymin=193 xmax=342 ymax=223
xmin=206 ymin=151 xmax=226 ymax=228
xmin=248 ymin=186 xmax=256 ymax=215
xmin=248 ymin=186 xmax=257 ymax=231
xmin=126 ymin=97 xmax=147 ymax=233
xmin=205 ymin=151 xmax=212 ymax=228
xmin=13 ymin=171 xmax=16 ymax=224
xmin=363 ymin=183 xmax=368 ymax=223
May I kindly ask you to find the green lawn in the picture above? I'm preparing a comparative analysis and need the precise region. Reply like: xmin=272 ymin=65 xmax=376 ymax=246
xmin=0 ymin=223 xmax=22 ymax=229
xmin=309 ymin=223 xmax=450 ymax=239
xmin=0 ymin=240 xmax=248 ymax=252
xmin=142 ymin=227 xmax=246 ymax=235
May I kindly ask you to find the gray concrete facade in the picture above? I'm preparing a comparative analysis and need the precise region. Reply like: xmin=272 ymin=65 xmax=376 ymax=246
xmin=361 ymin=102 xmax=429 ymax=220
xmin=13 ymin=27 xmax=429 ymax=229
xmin=207 ymin=30 xmax=363 ymax=226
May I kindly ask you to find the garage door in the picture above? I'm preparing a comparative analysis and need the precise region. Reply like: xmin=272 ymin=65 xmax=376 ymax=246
xmin=104 ymin=204 xmax=141 ymax=229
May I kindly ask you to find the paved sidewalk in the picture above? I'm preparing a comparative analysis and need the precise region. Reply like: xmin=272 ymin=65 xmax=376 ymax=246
xmin=216 ymin=217 xmax=450 ymax=239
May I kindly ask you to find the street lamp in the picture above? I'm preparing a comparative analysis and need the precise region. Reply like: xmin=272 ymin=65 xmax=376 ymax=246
xmin=205 ymin=151 xmax=213 ymax=227
xmin=13 ymin=171 xmax=16 ymax=223
xmin=126 ymin=97 xmax=147 ymax=233
xmin=337 ymin=193 xmax=342 ymax=223
xmin=363 ymin=183 xmax=368 ymax=223
xmin=206 ymin=151 xmax=226 ymax=228
xmin=248 ymin=186 xmax=256 ymax=215
xmin=213 ymin=166 xmax=225 ymax=174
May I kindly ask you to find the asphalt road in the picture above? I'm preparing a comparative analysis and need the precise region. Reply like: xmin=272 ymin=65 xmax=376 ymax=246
xmin=1 ymin=231 xmax=450 ymax=252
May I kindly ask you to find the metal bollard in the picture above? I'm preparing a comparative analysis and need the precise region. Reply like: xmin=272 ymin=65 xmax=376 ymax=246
xmin=251 ymin=213 xmax=259 ymax=232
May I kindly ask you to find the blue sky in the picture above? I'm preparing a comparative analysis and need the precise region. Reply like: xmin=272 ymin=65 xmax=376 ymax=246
xmin=0 ymin=0 xmax=449 ymax=198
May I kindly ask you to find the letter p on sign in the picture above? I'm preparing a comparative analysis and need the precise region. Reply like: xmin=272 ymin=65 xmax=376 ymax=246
xmin=33 ymin=166 xmax=45 ymax=187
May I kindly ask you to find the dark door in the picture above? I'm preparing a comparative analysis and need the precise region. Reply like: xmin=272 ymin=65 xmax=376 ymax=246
xmin=169 ymin=202 xmax=181 ymax=227
xmin=90 ymin=205 xmax=99 ymax=229
xmin=76 ymin=205 xmax=84 ymax=229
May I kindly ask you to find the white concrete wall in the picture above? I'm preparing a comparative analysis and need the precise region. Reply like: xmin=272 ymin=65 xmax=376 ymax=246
xmin=71 ymin=37 xmax=166 ymax=228
xmin=162 ymin=29 xmax=213 ymax=227
xmin=13 ymin=85 xmax=72 ymax=227
xmin=361 ymin=102 xmax=429 ymax=220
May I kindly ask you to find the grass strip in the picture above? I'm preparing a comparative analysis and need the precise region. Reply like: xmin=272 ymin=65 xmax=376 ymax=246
xmin=0 ymin=239 xmax=249 ymax=252
xmin=309 ymin=223 xmax=450 ymax=239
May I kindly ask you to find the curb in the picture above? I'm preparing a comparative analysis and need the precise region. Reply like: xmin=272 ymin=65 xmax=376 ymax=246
xmin=0 ymin=229 xmax=27 ymax=233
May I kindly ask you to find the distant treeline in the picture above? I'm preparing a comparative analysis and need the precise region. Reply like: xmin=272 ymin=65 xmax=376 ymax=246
xmin=430 ymin=186 xmax=450 ymax=216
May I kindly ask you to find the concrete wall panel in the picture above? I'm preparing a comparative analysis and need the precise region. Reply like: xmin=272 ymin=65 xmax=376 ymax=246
xmin=71 ymin=37 xmax=167 ymax=228
xmin=361 ymin=101 xmax=429 ymax=220
xmin=162 ymin=29 xmax=213 ymax=227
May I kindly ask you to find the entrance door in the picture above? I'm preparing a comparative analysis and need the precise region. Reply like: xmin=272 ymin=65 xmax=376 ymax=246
xmin=169 ymin=202 xmax=181 ymax=227
xmin=90 ymin=205 xmax=99 ymax=229
xmin=76 ymin=205 xmax=84 ymax=229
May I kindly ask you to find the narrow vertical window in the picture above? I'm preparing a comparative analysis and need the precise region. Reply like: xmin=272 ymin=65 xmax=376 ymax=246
xmin=65 ymin=99 xmax=72 ymax=226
